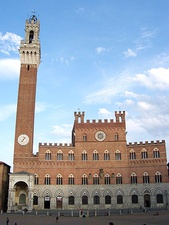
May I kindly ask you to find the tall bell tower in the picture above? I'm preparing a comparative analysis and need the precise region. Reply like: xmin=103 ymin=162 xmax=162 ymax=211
xmin=13 ymin=14 xmax=41 ymax=172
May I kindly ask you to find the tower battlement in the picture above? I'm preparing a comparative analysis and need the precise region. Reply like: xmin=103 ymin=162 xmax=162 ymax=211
xmin=127 ymin=140 xmax=165 ymax=147
xmin=39 ymin=142 xmax=73 ymax=147
xmin=74 ymin=111 xmax=125 ymax=124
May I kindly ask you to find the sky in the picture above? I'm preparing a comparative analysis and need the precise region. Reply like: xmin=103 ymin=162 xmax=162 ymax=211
xmin=0 ymin=0 xmax=169 ymax=170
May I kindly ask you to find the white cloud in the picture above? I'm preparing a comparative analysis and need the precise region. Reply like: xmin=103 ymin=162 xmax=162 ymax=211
xmin=95 ymin=47 xmax=106 ymax=54
xmin=98 ymin=108 xmax=112 ymax=118
xmin=0 ymin=58 xmax=20 ymax=79
xmin=124 ymin=48 xmax=137 ymax=57
xmin=35 ymin=102 xmax=48 ymax=113
xmin=0 ymin=104 xmax=16 ymax=121
xmin=51 ymin=124 xmax=72 ymax=138
xmin=0 ymin=32 xmax=21 ymax=55
xmin=133 ymin=67 xmax=169 ymax=90
xmin=56 ymin=56 xmax=74 ymax=65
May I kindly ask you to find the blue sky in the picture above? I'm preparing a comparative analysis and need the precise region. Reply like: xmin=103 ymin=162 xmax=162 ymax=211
xmin=0 ymin=1 xmax=169 ymax=169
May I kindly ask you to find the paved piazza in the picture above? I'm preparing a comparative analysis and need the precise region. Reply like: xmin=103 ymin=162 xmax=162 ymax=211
xmin=0 ymin=210 xmax=169 ymax=225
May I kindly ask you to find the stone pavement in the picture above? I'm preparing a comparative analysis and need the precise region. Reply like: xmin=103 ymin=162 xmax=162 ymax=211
xmin=0 ymin=210 xmax=169 ymax=225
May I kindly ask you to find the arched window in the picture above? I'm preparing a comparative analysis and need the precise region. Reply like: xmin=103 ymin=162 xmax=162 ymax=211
xmin=105 ymin=195 xmax=111 ymax=204
xmin=93 ymin=150 xmax=99 ymax=161
xmin=33 ymin=196 xmax=38 ymax=205
xmin=155 ymin=171 xmax=162 ymax=183
xmin=83 ymin=133 xmax=87 ymax=141
xmin=68 ymin=150 xmax=74 ymax=161
xmin=117 ymin=195 xmax=123 ymax=204
xmin=114 ymin=133 xmax=119 ymax=141
xmin=82 ymin=174 xmax=88 ymax=185
xmin=45 ymin=150 xmax=51 ymax=160
xmin=19 ymin=193 xmax=26 ymax=204
xmin=82 ymin=150 xmax=88 ymax=161
xmin=104 ymin=174 xmax=110 ymax=185
xmin=57 ymin=150 xmax=63 ymax=160
xmin=132 ymin=195 xmax=138 ymax=204
xmin=115 ymin=150 xmax=121 ymax=160
xmin=68 ymin=174 xmax=74 ymax=185
xmin=141 ymin=149 xmax=148 ymax=159
xmin=68 ymin=196 xmax=74 ymax=205
xmin=34 ymin=174 xmax=39 ymax=185
xmin=82 ymin=195 xmax=88 ymax=205
xmin=104 ymin=150 xmax=110 ymax=160
xmin=130 ymin=149 xmax=136 ymax=160
xmin=131 ymin=173 xmax=137 ymax=184
xmin=153 ymin=148 xmax=160 ymax=158
xmin=93 ymin=195 xmax=100 ymax=205
xmin=44 ymin=174 xmax=51 ymax=185
xmin=29 ymin=30 xmax=34 ymax=43
xmin=116 ymin=173 xmax=122 ymax=184
xmin=56 ymin=174 xmax=63 ymax=185
xmin=156 ymin=194 xmax=163 ymax=203
xmin=143 ymin=172 xmax=150 ymax=183
xmin=93 ymin=174 xmax=99 ymax=185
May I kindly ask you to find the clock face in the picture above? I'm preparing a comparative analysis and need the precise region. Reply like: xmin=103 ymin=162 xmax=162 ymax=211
xmin=95 ymin=131 xmax=106 ymax=141
xmin=18 ymin=134 xmax=29 ymax=145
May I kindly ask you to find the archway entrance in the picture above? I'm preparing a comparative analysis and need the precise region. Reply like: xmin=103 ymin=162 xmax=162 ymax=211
xmin=44 ymin=196 xmax=50 ymax=209
xmin=14 ymin=181 xmax=28 ymax=210
xmin=56 ymin=197 xmax=62 ymax=209
xmin=144 ymin=194 xmax=151 ymax=207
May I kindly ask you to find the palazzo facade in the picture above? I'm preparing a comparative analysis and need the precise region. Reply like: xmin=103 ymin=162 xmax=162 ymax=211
xmin=7 ymin=15 xmax=169 ymax=212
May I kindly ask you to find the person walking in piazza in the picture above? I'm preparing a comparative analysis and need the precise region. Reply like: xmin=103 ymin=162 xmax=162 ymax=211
xmin=6 ymin=217 xmax=9 ymax=225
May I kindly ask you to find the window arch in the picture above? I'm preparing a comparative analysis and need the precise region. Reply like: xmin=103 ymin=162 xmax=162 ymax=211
xmin=116 ymin=173 xmax=122 ymax=184
xmin=141 ymin=148 xmax=148 ymax=159
xmin=117 ymin=195 xmax=123 ymax=204
xmin=114 ymin=133 xmax=119 ymax=141
xmin=68 ymin=174 xmax=74 ymax=185
xmin=68 ymin=150 xmax=74 ymax=161
xmin=156 ymin=194 xmax=163 ymax=203
xmin=115 ymin=150 xmax=121 ymax=160
xmin=34 ymin=174 xmax=39 ymax=185
xmin=131 ymin=173 xmax=137 ymax=184
xmin=19 ymin=193 xmax=26 ymax=204
xmin=143 ymin=172 xmax=150 ymax=184
xmin=83 ymin=133 xmax=87 ymax=141
xmin=104 ymin=173 xmax=110 ymax=185
xmin=29 ymin=30 xmax=34 ymax=43
xmin=155 ymin=171 xmax=162 ymax=183
xmin=68 ymin=196 xmax=75 ymax=205
xmin=33 ymin=195 xmax=38 ymax=205
xmin=56 ymin=174 xmax=63 ymax=185
xmin=104 ymin=150 xmax=110 ymax=160
xmin=93 ymin=174 xmax=99 ymax=185
xmin=45 ymin=150 xmax=51 ymax=160
xmin=93 ymin=150 xmax=99 ymax=161
xmin=93 ymin=195 xmax=100 ymax=205
xmin=82 ymin=150 xmax=88 ymax=161
xmin=44 ymin=174 xmax=51 ymax=185
xmin=153 ymin=148 xmax=160 ymax=158
xmin=57 ymin=150 xmax=63 ymax=160
xmin=105 ymin=195 xmax=111 ymax=204
xmin=130 ymin=149 xmax=136 ymax=160
xmin=82 ymin=174 xmax=88 ymax=185
xmin=132 ymin=195 xmax=138 ymax=204
xmin=82 ymin=195 xmax=88 ymax=205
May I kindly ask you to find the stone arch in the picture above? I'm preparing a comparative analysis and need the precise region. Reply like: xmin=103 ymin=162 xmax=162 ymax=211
xmin=91 ymin=189 xmax=101 ymax=197
xmin=114 ymin=188 xmax=124 ymax=197
xmin=42 ymin=189 xmax=52 ymax=197
xmin=103 ymin=189 xmax=112 ymax=197
xmin=80 ymin=189 xmax=90 ymax=197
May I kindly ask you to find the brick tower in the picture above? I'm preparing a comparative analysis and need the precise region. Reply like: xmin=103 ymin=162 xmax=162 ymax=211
xmin=13 ymin=14 xmax=41 ymax=172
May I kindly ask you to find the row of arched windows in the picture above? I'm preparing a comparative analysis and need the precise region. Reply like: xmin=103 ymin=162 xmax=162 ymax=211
xmin=33 ymin=194 xmax=164 ymax=206
xmin=34 ymin=171 xmax=162 ymax=185
xmin=45 ymin=148 xmax=160 ymax=161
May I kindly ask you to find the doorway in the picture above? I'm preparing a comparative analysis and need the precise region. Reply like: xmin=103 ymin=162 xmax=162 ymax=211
xmin=44 ymin=196 xmax=50 ymax=209
xmin=144 ymin=194 xmax=151 ymax=207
